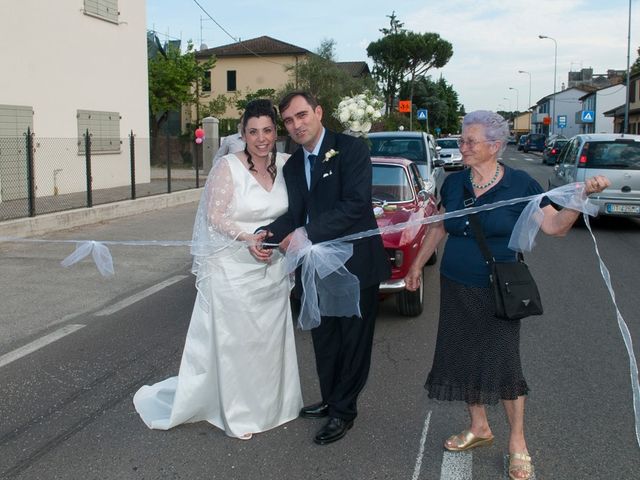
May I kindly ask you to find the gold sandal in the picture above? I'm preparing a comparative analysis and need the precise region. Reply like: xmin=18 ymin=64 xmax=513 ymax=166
xmin=509 ymin=452 xmax=533 ymax=480
xmin=444 ymin=429 xmax=494 ymax=452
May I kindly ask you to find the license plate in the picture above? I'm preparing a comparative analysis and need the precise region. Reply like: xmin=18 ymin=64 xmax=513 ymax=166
xmin=606 ymin=204 xmax=640 ymax=214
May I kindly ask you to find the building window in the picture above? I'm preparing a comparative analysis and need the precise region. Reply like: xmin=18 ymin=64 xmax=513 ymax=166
xmin=83 ymin=0 xmax=119 ymax=24
xmin=77 ymin=110 xmax=121 ymax=153
xmin=227 ymin=70 xmax=237 ymax=92
xmin=203 ymin=71 xmax=211 ymax=93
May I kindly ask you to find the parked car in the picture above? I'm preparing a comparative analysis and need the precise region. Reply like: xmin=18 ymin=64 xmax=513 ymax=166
xmin=542 ymin=138 xmax=569 ymax=165
xmin=523 ymin=133 xmax=546 ymax=153
xmin=435 ymin=137 xmax=464 ymax=170
xmin=507 ymin=135 xmax=517 ymax=145
xmin=548 ymin=133 xmax=640 ymax=217
xmin=371 ymin=156 xmax=439 ymax=316
xmin=369 ymin=131 xmax=445 ymax=198
xmin=517 ymin=134 xmax=529 ymax=151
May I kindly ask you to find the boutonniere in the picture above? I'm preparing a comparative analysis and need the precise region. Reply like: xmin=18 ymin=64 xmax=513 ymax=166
xmin=322 ymin=149 xmax=339 ymax=163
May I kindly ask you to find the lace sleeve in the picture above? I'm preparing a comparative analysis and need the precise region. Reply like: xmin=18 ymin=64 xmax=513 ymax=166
xmin=206 ymin=157 xmax=243 ymax=240
xmin=190 ymin=156 xmax=243 ymax=262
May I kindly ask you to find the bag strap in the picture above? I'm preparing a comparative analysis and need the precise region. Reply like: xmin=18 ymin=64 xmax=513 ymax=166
xmin=463 ymin=186 xmax=523 ymax=264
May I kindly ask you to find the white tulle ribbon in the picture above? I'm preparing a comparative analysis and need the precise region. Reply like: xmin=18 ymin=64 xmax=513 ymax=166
xmin=508 ymin=183 xmax=599 ymax=252
xmin=60 ymin=241 xmax=115 ymax=276
xmin=2 ymin=184 xmax=639 ymax=446
xmin=283 ymin=228 xmax=360 ymax=330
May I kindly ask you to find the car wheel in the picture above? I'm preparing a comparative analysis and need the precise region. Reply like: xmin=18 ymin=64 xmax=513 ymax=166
xmin=425 ymin=248 xmax=437 ymax=266
xmin=397 ymin=269 xmax=424 ymax=316
xmin=523 ymin=148 xmax=528 ymax=153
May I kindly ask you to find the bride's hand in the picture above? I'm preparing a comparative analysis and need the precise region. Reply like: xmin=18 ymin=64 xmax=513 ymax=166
xmin=246 ymin=230 xmax=273 ymax=262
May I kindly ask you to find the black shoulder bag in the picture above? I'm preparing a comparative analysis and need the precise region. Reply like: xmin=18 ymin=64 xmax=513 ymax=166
xmin=464 ymin=189 xmax=543 ymax=320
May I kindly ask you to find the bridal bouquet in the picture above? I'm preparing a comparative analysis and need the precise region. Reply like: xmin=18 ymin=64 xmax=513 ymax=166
xmin=334 ymin=90 xmax=383 ymax=136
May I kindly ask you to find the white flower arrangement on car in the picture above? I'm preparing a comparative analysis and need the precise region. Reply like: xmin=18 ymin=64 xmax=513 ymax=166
xmin=334 ymin=90 xmax=384 ymax=136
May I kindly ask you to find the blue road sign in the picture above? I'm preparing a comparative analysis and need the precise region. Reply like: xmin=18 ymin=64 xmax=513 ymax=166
xmin=417 ymin=109 xmax=428 ymax=121
xmin=557 ymin=115 xmax=567 ymax=128
xmin=581 ymin=110 xmax=595 ymax=123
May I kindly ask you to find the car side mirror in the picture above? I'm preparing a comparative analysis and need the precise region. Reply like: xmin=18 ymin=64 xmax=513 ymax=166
xmin=433 ymin=158 xmax=445 ymax=168
xmin=435 ymin=145 xmax=442 ymax=152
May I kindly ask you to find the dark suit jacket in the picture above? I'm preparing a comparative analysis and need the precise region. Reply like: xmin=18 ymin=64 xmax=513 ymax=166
xmin=265 ymin=129 xmax=390 ymax=292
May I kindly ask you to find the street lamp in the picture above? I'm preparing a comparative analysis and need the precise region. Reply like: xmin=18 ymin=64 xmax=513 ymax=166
xmin=518 ymin=70 xmax=532 ymax=133
xmin=538 ymin=35 xmax=557 ymax=135
xmin=509 ymin=87 xmax=519 ymax=111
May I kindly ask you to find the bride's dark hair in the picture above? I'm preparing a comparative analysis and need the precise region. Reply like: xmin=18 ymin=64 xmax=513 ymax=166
xmin=242 ymin=99 xmax=278 ymax=180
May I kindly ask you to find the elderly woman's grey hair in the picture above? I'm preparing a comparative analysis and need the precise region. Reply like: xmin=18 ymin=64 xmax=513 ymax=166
xmin=463 ymin=110 xmax=510 ymax=156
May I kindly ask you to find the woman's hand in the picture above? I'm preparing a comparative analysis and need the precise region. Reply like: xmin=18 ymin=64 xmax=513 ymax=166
xmin=584 ymin=175 xmax=611 ymax=195
xmin=404 ymin=265 xmax=422 ymax=292
xmin=245 ymin=230 xmax=273 ymax=262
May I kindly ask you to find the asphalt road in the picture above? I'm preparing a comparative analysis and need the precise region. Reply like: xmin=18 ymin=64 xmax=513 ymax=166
xmin=1 ymin=146 xmax=639 ymax=479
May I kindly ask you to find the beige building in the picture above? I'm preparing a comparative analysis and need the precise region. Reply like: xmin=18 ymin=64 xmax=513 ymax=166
xmin=0 ymin=0 xmax=150 ymax=203
xmin=194 ymin=36 xmax=311 ymax=120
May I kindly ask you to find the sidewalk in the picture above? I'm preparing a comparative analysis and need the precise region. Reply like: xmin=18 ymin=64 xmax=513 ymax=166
xmin=0 ymin=187 xmax=202 ymax=238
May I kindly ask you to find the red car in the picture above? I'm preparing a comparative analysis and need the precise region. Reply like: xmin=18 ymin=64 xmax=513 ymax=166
xmin=371 ymin=157 xmax=439 ymax=316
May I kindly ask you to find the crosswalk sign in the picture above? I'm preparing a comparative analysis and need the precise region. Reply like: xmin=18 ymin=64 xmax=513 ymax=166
xmin=581 ymin=110 xmax=594 ymax=123
xmin=417 ymin=109 xmax=428 ymax=121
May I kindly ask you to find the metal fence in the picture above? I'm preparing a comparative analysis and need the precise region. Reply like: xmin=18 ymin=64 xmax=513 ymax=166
xmin=0 ymin=130 xmax=206 ymax=222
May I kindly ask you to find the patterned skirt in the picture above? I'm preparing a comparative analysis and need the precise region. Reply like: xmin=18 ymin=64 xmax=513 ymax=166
xmin=425 ymin=275 xmax=529 ymax=405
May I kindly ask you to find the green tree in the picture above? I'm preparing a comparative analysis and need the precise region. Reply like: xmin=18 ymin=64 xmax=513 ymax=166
xmin=367 ymin=13 xmax=453 ymax=117
xmin=366 ymin=12 xmax=406 ymax=115
xmin=284 ymin=39 xmax=375 ymax=131
xmin=400 ymin=76 xmax=461 ymax=134
xmin=235 ymin=89 xmax=278 ymax=111
xmin=631 ymin=46 xmax=640 ymax=76
xmin=147 ymin=35 xmax=214 ymax=137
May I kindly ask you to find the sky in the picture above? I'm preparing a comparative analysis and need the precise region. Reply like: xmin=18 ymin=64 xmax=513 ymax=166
xmin=147 ymin=0 xmax=640 ymax=113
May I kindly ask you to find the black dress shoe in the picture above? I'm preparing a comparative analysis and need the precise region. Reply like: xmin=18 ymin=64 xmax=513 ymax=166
xmin=313 ymin=417 xmax=354 ymax=445
xmin=300 ymin=402 xmax=329 ymax=418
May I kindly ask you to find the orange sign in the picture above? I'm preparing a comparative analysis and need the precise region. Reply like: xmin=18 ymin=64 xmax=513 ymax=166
xmin=543 ymin=116 xmax=551 ymax=125
xmin=398 ymin=100 xmax=411 ymax=113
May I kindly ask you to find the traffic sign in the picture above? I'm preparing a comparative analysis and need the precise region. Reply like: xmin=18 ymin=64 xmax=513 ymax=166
xmin=557 ymin=115 xmax=567 ymax=128
xmin=581 ymin=110 xmax=595 ymax=123
xmin=417 ymin=109 xmax=428 ymax=121
xmin=398 ymin=100 xmax=411 ymax=113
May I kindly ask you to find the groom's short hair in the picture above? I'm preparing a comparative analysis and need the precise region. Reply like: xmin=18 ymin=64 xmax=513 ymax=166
xmin=278 ymin=91 xmax=319 ymax=114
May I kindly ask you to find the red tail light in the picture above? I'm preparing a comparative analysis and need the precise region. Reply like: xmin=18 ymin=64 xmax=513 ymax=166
xmin=551 ymin=148 xmax=557 ymax=154
xmin=579 ymin=154 xmax=587 ymax=164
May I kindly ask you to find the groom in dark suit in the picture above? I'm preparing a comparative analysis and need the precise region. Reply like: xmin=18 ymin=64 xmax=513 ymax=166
xmin=254 ymin=91 xmax=390 ymax=445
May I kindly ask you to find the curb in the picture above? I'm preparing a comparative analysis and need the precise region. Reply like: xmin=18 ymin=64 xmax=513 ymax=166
xmin=0 ymin=189 xmax=203 ymax=238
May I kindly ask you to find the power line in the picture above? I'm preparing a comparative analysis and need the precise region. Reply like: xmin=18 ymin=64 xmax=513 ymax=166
xmin=190 ymin=0 xmax=289 ymax=66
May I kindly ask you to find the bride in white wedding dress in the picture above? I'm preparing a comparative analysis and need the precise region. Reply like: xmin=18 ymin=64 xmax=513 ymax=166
xmin=133 ymin=100 xmax=302 ymax=439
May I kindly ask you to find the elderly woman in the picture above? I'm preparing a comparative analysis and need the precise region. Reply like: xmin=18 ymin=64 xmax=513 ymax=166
xmin=405 ymin=110 xmax=609 ymax=480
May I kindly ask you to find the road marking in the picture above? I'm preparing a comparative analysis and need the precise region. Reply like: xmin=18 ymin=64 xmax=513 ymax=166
xmin=94 ymin=275 xmax=188 ymax=316
xmin=411 ymin=410 xmax=432 ymax=480
xmin=0 ymin=324 xmax=85 ymax=369
xmin=441 ymin=451 xmax=473 ymax=480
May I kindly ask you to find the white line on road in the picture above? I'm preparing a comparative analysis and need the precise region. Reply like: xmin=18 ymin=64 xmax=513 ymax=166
xmin=0 ymin=324 xmax=85 ymax=369
xmin=441 ymin=451 xmax=473 ymax=480
xmin=411 ymin=410 xmax=432 ymax=480
xmin=94 ymin=275 xmax=188 ymax=316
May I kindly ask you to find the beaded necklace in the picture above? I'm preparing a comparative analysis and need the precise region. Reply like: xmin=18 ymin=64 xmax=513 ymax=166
xmin=470 ymin=163 xmax=501 ymax=190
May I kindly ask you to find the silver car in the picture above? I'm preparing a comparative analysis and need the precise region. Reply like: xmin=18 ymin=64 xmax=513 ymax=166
xmin=369 ymin=131 xmax=445 ymax=198
xmin=548 ymin=133 xmax=640 ymax=217
xmin=435 ymin=137 xmax=463 ymax=170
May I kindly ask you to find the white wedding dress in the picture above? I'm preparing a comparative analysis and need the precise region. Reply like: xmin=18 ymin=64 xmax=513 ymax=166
xmin=133 ymin=153 xmax=302 ymax=438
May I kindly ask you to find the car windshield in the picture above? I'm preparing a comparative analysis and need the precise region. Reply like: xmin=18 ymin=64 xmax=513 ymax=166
xmin=436 ymin=139 xmax=458 ymax=149
xmin=370 ymin=138 xmax=425 ymax=162
xmin=372 ymin=164 xmax=415 ymax=203
xmin=555 ymin=140 xmax=568 ymax=148
xmin=581 ymin=141 xmax=640 ymax=169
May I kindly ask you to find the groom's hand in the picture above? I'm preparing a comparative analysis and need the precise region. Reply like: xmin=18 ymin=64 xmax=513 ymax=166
xmin=279 ymin=232 xmax=293 ymax=252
